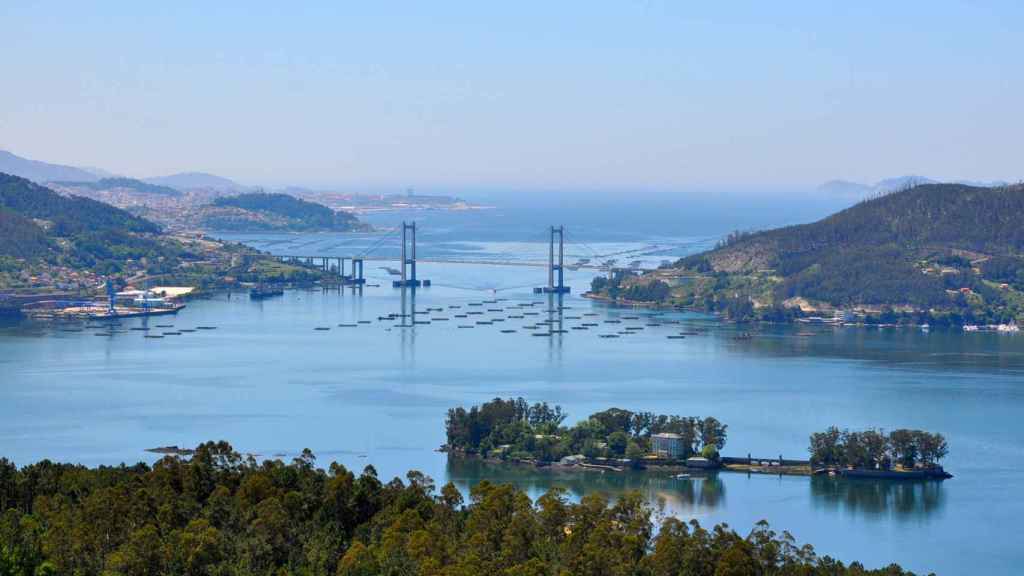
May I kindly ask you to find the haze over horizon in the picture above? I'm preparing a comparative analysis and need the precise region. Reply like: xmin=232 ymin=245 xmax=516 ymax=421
xmin=1 ymin=2 xmax=1020 ymax=190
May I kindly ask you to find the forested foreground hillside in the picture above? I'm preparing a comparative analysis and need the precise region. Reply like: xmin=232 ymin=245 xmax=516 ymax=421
xmin=0 ymin=442 xmax=925 ymax=576
xmin=593 ymin=183 xmax=1024 ymax=326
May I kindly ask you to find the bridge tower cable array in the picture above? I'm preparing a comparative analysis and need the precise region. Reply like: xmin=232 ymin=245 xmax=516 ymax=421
xmin=535 ymin=225 xmax=570 ymax=294
xmin=393 ymin=221 xmax=431 ymax=288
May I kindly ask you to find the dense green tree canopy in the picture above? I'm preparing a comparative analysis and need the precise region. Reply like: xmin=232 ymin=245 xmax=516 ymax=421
xmin=657 ymin=183 xmax=1024 ymax=321
xmin=446 ymin=399 xmax=727 ymax=463
xmin=0 ymin=442 xmax=926 ymax=576
xmin=809 ymin=427 xmax=948 ymax=469
xmin=211 ymin=193 xmax=361 ymax=232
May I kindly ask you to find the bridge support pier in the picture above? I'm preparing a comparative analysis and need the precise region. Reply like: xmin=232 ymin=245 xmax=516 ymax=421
xmin=350 ymin=257 xmax=365 ymax=285
xmin=393 ymin=221 xmax=430 ymax=288
xmin=535 ymin=225 xmax=570 ymax=294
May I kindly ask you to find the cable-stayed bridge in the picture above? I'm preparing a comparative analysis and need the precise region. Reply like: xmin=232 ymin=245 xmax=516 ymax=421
xmin=254 ymin=221 xmax=680 ymax=292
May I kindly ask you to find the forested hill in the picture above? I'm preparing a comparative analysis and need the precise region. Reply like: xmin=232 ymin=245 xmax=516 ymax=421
xmin=0 ymin=173 xmax=159 ymax=236
xmin=600 ymin=183 xmax=1024 ymax=325
xmin=204 ymin=192 xmax=365 ymax=232
xmin=720 ymin=183 xmax=1023 ymax=270
xmin=0 ymin=172 xmax=177 ymax=271
xmin=52 ymin=177 xmax=182 ymax=197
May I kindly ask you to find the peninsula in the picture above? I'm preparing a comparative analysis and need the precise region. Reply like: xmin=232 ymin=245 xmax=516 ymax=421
xmin=588 ymin=182 xmax=1024 ymax=329
xmin=0 ymin=173 xmax=336 ymax=312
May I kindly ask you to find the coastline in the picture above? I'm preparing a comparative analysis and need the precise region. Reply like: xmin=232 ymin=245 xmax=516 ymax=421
xmin=581 ymin=291 xmax=1020 ymax=333
xmin=442 ymin=450 xmax=951 ymax=481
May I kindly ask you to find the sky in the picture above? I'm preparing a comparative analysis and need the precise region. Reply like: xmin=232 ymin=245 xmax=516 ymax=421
xmin=1 ymin=1 xmax=1021 ymax=191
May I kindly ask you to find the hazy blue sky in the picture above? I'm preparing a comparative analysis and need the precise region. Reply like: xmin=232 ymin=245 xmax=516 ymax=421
xmin=1 ymin=2 xmax=1020 ymax=190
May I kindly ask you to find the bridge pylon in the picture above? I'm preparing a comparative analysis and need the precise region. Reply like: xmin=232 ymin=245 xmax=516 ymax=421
xmin=393 ymin=221 xmax=430 ymax=288
xmin=535 ymin=225 xmax=571 ymax=294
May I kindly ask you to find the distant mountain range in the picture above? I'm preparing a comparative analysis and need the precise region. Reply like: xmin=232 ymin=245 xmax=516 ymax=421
xmin=0 ymin=150 xmax=244 ymax=192
xmin=818 ymin=175 xmax=1011 ymax=197
xmin=0 ymin=150 xmax=101 ymax=183
xmin=52 ymin=177 xmax=182 ymax=197
xmin=143 ymin=172 xmax=244 ymax=191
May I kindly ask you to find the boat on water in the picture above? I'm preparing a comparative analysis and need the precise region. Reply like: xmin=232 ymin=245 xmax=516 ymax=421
xmin=88 ymin=303 xmax=185 ymax=320
xmin=250 ymin=285 xmax=284 ymax=299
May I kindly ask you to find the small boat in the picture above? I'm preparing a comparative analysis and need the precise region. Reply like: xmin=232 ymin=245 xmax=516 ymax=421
xmin=250 ymin=285 xmax=284 ymax=299
xmin=314 ymin=327 xmax=330 ymax=331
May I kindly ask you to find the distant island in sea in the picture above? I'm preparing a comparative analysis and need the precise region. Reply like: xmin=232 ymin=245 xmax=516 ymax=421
xmin=589 ymin=182 xmax=1024 ymax=329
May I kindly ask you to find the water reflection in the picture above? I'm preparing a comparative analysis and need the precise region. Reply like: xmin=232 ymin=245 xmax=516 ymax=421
xmin=445 ymin=456 xmax=726 ymax=513
xmin=723 ymin=324 xmax=1024 ymax=373
xmin=809 ymin=476 xmax=946 ymax=521
xmin=447 ymin=457 xmax=946 ymax=522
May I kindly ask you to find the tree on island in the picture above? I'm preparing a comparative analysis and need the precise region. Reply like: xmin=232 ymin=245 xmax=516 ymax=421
xmin=445 ymin=398 xmax=727 ymax=463
xmin=809 ymin=427 xmax=948 ymax=470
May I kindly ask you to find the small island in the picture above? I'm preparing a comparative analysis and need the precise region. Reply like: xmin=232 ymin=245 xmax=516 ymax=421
xmin=444 ymin=397 xmax=729 ymax=472
xmin=444 ymin=398 xmax=951 ymax=480
xmin=809 ymin=426 xmax=951 ymax=479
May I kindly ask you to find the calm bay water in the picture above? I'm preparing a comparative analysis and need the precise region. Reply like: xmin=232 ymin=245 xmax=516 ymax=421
xmin=2 ymin=199 xmax=1023 ymax=574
